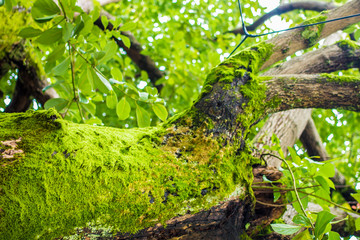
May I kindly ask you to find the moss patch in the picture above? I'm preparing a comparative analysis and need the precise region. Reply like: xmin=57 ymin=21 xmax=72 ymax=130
xmin=320 ymin=73 xmax=360 ymax=84
xmin=301 ymin=14 xmax=327 ymax=47
xmin=337 ymin=39 xmax=360 ymax=52
xmin=202 ymin=42 xmax=274 ymax=93
xmin=0 ymin=109 xmax=251 ymax=239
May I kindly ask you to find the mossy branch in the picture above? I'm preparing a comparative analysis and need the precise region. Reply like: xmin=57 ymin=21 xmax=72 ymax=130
xmin=264 ymin=74 xmax=360 ymax=112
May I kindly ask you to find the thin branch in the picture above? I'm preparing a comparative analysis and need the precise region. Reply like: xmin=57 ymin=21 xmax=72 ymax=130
xmin=262 ymin=153 xmax=315 ymax=228
xmin=228 ymin=1 xmax=335 ymax=35
xmin=93 ymin=17 xmax=164 ymax=92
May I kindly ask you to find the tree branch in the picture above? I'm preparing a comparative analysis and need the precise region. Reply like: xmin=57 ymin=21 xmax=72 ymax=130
xmin=266 ymin=41 xmax=360 ymax=75
xmin=265 ymin=74 xmax=360 ymax=112
xmin=300 ymin=119 xmax=358 ymax=209
xmin=93 ymin=18 xmax=164 ymax=92
xmin=262 ymin=0 xmax=360 ymax=70
xmin=1 ymin=42 xmax=58 ymax=112
xmin=228 ymin=1 xmax=335 ymax=35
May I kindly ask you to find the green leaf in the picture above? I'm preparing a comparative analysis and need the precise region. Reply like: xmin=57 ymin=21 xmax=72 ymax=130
xmin=101 ymin=15 xmax=109 ymax=29
xmin=292 ymin=192 xmax=308 ymax=214
xmin=141 ymin=70 xmax=149 ymax=81
xmin=52 ymin=57 xmax=70 ymax=76
xmin=91 ymin=69 xmax=113 ymax=93
xmin=111 ymin=68 xmax=123 ymax=82
xmin=355 ymin=29 xmax=360 ymax=41
xmin=85 ymin=117 xmax=102 ymax=125
xmin=94 ymin=51 xmax=106 ymax=61
xmin=101 ymin=41 xmax=118 ymax=64
xmin=80 ymin=14 xmax=93 ymax=36
xmin=351 ymin=193 xmax=360 ymax=203
xmin=72 ymin=21 xmax=84 ymax=37
xmin=119 ymin=22 xmax=136 ymax=31
xmin=328 ymin=231 xmax=340 ymax=240
xmin=291 ymin=230 xmax=312 ymax=240
xmin=86 ymin=67 xmax=95 ymax=91
xmin=106 ymin=91 xmax=118 ymax=109
xmin=78 ymin=92 xmax=89 ymax=104
xmin=121 ymin=35 xmax=131 ymax=48
xmin=270 ymin=224 xmax=301 ymax=235
xmin=91 ymin=6 xmax=100 ymax=22
xmin=44 ymin=98 xmax=68 ymax=111
xmin=288 ymin=147 xmax=301 ymax=164
xmin=62 ymin=22 xmax=74 ymax=42
xmin=31 ymin=0 xmax=60 ymax=21
xmin=116 ymin=97 xmax=131 ymax=120
xmin=145 ymin=86 xmax=158 ymax=96
xmin=318 ymin=163 xmax=335 ymax=178
xmin=36 ymin=28 xmax=63 ymax=45
xmin=0 ymin=0 xmax=4 ymax=6
xmin=314 ymin=211 xmax=336 ymax=239
xmin=81 ymin=102 xmax=96 ymax=115
xmin=292 ymin=214 xmax=312 ymax=227
xmin=19 ymin=27 xmax=43 ymax=38
xmin=315 ymin=175 xmax=330 ymax=193
xmin=46 ymin=44 xmax=66 ymax=63
xmin=136 ymin=105 xmax=150 ymax=127
xmin=355 ymin=217 xmax=360 ymax=231
xmin=34 ymin=14 xmax=58 ymax=23
xmin=60 ymin=0 xmax=76 ymax=19
xmin=152 ymin=104 xmax=168 ymax=122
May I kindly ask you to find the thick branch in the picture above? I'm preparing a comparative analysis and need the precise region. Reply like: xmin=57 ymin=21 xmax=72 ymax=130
xmin=265 ymin=74 xmax=360 ymax=111
xmin=1 ymin=43 xmax=57 ymax=112
xmin=228 ymin=1 xmax=335 ymax=35
xmin=266 ymin=41 xmax=360 ymax=75
xmin=262 ymin=0 xmax=360 ymax=70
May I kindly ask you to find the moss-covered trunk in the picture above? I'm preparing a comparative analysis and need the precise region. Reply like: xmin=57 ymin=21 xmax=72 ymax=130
xmin=0 ymin=42 xmax=279 ymax=239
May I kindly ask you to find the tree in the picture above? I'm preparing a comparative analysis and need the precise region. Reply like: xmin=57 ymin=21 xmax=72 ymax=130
xmin=1 ymin=0 xmax=360 ymax=239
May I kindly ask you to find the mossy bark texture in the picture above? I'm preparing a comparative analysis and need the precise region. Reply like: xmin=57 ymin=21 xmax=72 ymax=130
xmin=0 ymin=42 xmax=278 ymax=239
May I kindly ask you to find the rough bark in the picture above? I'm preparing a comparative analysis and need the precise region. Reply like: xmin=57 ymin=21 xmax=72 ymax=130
xmin=265 ymin=74 xmax=360 ymax=111
xmin=0 ymin=42 xmax=58 ymax=112
xmin=255 ymin=40 xmax=360 ymax=168
xmin=262 ymin=0 xmax=360 ymax=70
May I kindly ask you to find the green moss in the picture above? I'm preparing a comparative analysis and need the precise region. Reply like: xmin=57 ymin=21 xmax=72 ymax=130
xmin=0 ymin=109 xmax=252 ymax=239
xmin=320 ymin=73 xmax=360 ymax=84
xmin=0 ymin=8 xmax=29 ymax=59
xmin=337 ymin=39 xmax=360 ymax=51
xmin=301 ymin=14 xmax=327 ymax=47
xmin=200 ymin=42 xmax=274 ymax=96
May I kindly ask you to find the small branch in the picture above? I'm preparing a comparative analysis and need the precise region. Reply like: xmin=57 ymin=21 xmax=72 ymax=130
xmin=228 ymin=1 xmax=335 ymax=35
xmin=298 ymin=190 xmax=360 ymax=216
xmin=265 ymin=74 xmax=360 ymax=112
xmin=263 ymin=153 xmax=315 ymax=229
xmin=93 ymin=18 xmax=164 ymax=92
